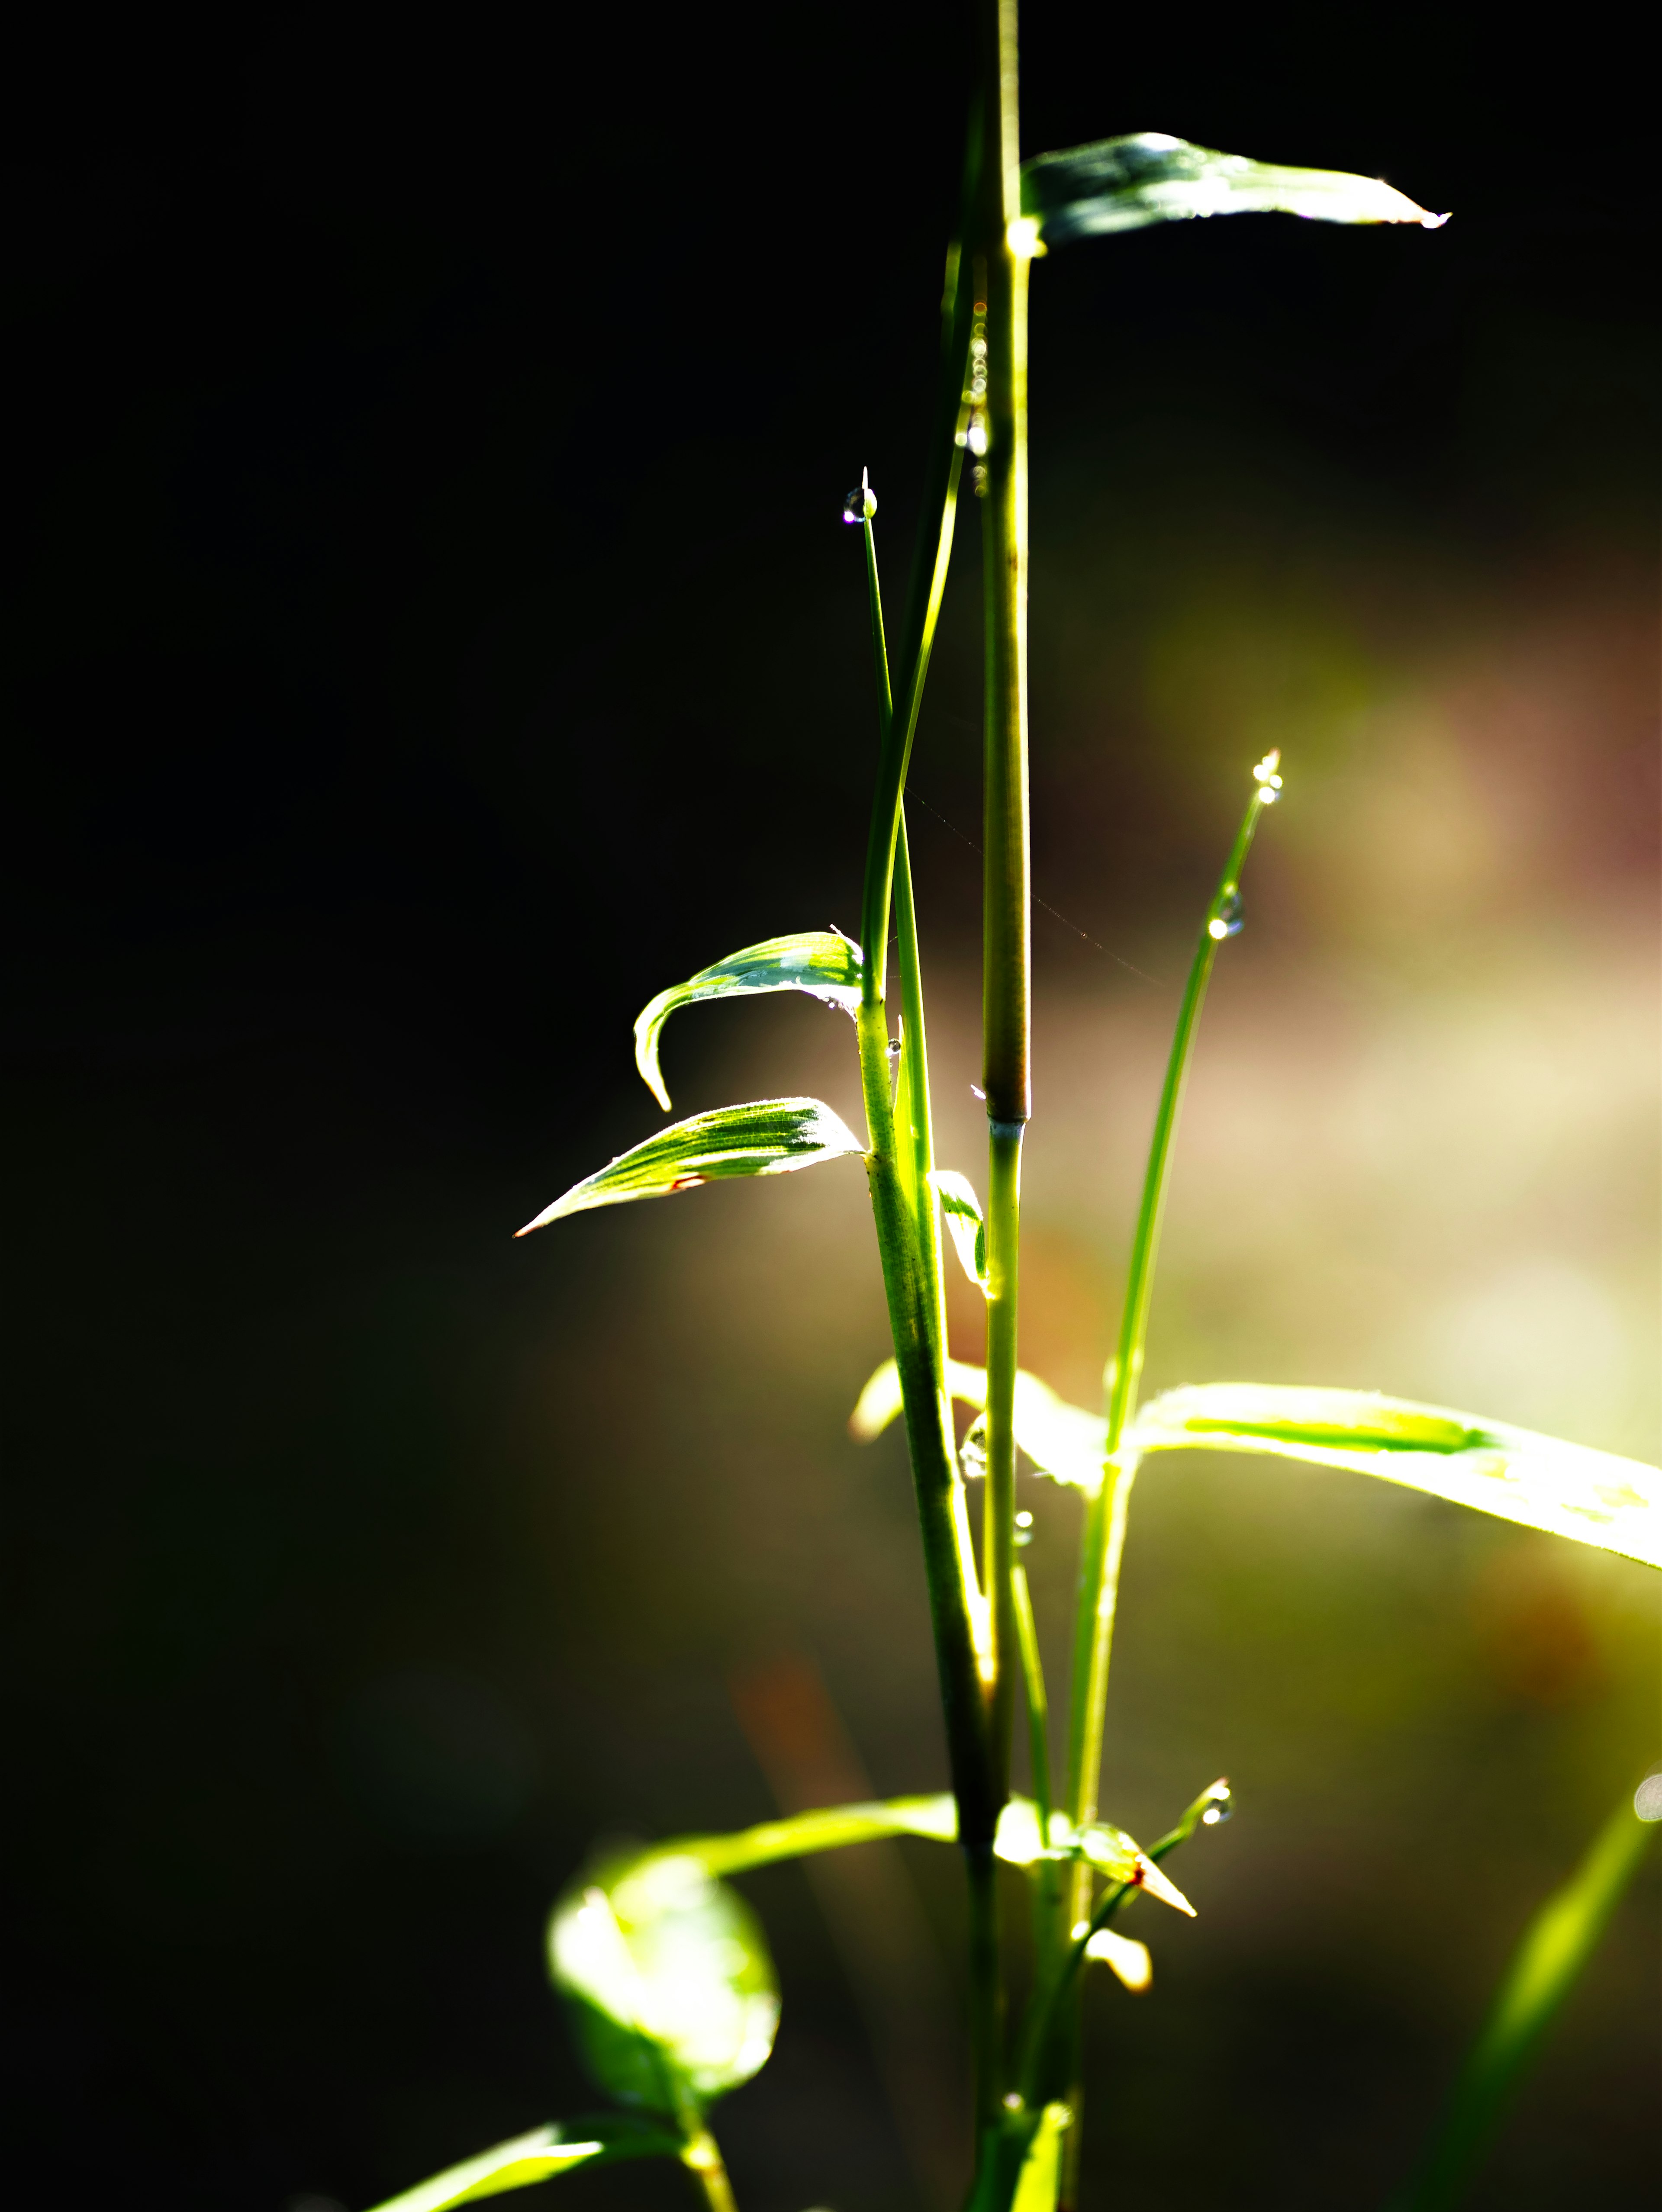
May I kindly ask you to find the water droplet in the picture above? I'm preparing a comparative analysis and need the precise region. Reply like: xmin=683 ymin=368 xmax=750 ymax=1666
xmin=1015 ymin=1508 xmax=1034 ymax=1549
xmin=841 ymin=467 xmax=878 ymax=525
xmin=1208 ymin=892 xmax=1244 ymax=942
xmin=970 ymin=1083 xmax=986 ymax=1100
xmin=971 ymin=464 xmax=989 ymax=498
xmin=886 ymin=1038 xmax=902 ymax=1060
xmin=966 ymin=412 xmax=989 ymax=457
xmin=1002 ymin=2092 xmax=1025 ymax=2112
xmin=1635 ymin=1773 xmax=1662 ymax=1823
xmin=1199 ymin=1780 xmax=1233 ymax=1826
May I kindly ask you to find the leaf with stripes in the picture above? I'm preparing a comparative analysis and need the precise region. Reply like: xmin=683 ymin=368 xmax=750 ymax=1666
xmin=1132 ymin=1382 xmax=1661 ymax=1569
xmin=1021 ymin=132 xmax=1446 ymax=249
xmin=517 ymin=1098 xmax=864 ymax=1235
xmin=634 ymin=930 xmax=863 ymax=1110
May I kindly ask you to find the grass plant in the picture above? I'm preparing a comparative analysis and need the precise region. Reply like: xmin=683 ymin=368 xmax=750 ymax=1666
xmin=361 ymin=10 xmax=1658 ymax=2208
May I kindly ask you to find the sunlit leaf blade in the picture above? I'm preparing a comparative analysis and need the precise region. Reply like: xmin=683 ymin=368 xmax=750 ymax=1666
xmin=361 ymin=2115 xmax=682 ymax=2212
xmin=517 ymin=1098 xmax=865 ymax=1235
xmin=634 ymin=931 xmax=863 ymax=1110
xmin=851 ymin=1357 xmax=1107 ymax=1491
xmin=548 ymin=1854 xmax=779 ymax=2112
xmin=931 ymin=1169 xmax=991 ymax=1297
xmin=1021 ymin=131 xmax=1446 ymax=247
xmin=1397 ymin=1791 xmax=1658 ymax=2211
xmin=1011 ymin=2103 xmax=1073 ymax=2212
xmin=1132 ymin=1383 xmax=1662 ymax=1569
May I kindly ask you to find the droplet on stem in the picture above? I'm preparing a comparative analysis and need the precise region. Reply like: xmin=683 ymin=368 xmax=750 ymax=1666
xmin=1207 ymin=891 xmax=1244 ymax=942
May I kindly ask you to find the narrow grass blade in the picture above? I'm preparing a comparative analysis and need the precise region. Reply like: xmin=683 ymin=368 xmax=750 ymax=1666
xmin=361 ymin=2116 xmax=682 ymax=2212
xmin=549 ymin=1854 xmax=779 ymax=2111
xmin=634 ymin=931 xmax=862 ymax=1110
xmin=1396 ymin=1790 xmax=1658 ymax=2210
xmin=1022 ymin=132 xmax=1446 ymax=247
xmin=1133 ymin=1382 xmax=1662 ymax=1570
xmin=516 ymin=1098 xmax=864 ymax=1233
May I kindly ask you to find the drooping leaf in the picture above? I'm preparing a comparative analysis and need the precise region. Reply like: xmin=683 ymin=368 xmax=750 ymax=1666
xmin=633 ymin=931 xmax=863 ymax=1111
xmin=1396 ymin=1788 xmax=1658 ymax=2210
xmin=548 ymin=1853 xmax=779 ymax=2113
xmin=362 ymin=2115 xmax=682 ymax=2212
xmin=1132 ymin=1383 xmax=1662 ymax=1570
xmin=1021 ymin=132 xmax=1446 ymax=248
xmin=517 ymin=1098 xmax=864 ymax=1235
xmin=851 ymin=1357 xmax=1108 ymax=1491
xmin=931 ymin=1169 xmax=991 ymax=1297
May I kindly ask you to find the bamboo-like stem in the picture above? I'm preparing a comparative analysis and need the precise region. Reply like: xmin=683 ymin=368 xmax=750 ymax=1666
xmin=970 ymin=0 xmax=1027 ymax=2151
xmin=1011 ymin=1561 xmax=1051 ymax=1836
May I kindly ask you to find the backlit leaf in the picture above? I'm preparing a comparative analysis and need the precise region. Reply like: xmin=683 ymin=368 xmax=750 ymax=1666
xmin=931 ymin=1169 xmax=990 ymax=1297
xmin=517 ymin=1098 xmax=864 ymax=1235
xmin=1133 ymin=1383 xmax=1662 ymax=1570
xmin=362 ymin=2114 xmax=681 ymax=2212
xmin=853 ymin=1357 xmax=1107 ymax=1492
xmin=1022 ymin=132 xmax=1447 ymax=248
xmin=548 ymin=1852 xmax=779 ymax=2112
xmin=634 ymin=931 xmax=862 ymax=1111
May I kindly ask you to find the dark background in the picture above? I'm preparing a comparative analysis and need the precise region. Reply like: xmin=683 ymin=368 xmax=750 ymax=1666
xmin=3 ymin=6 xmax=1657 ymax=2210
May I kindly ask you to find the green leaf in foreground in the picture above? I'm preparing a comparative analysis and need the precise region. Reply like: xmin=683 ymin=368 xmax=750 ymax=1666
xmin=516 ymin=1097 xmax=864 ymax=1235
xmin=634 ymin=930 xmax=862 ymax=1110
xmin=549 ymin=1852 xmax=779 ymax=2112
xmin=1133 ymin=1382 xmax=1662 ymax=1570
xmin=1021 ymin=131 xmax=1446 ymax=248
xmin=361 ymin=2114 xmax=681 ymax=2212
xmin=1396 ymin=1786 xmax=1658 ymax=2211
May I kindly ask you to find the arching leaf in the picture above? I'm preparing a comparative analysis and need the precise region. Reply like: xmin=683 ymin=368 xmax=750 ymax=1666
xmin=517 ymin=1098 xmax=864 ymax=1235
xmin=1132 ymin=1383 xmax=1661 ymax=1569
xmin=1022 ymin=131 xmax=1446 ymax=248
xmin=548 ymin=1852 xmax=779 ymax=2113
xmin=634 ymin=931 xmax=862 ymax=1110
xmin=361 ymin=2114 xmax=682 ymax=2212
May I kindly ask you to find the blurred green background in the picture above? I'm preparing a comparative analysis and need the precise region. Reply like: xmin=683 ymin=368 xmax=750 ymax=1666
xmin=3 ymin=5 xmax=1656 ymax=2209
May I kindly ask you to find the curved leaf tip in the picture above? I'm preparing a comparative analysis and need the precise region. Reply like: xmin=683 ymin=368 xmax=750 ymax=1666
xmin=634 ymin=930 xmax=863 ymax=1110
xmin=518 ymin=1098 xmax=865 ymax=1236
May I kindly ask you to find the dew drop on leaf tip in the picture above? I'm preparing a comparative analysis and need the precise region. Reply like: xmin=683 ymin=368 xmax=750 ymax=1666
xmin=1200 ymin=1781 xmax=1233 ymax=1826
xmin=841 ymin=468 xmax=877 ymax=524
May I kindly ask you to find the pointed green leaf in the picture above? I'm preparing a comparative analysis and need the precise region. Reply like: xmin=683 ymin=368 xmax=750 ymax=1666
xmin=1398 ymin=1789 xmax=1658 ymax=2210
xmin=1132 ymin=1383 xmax=1662 ymax=1569
xmin=634 ymin=931 xmax=863 ymax=1110
xmin=1021 ymin=132 xmax=1447 ymax=247
xmin=517 ymin=1097 xmax=864 ymax=1235
xmin=362 ymin=2114 xmax=682 ymax=2212
xmin=548 ymin=1852 xmax=779 ymax=2112
xmin=931 ymin=1169 xmax=991 ymax=1298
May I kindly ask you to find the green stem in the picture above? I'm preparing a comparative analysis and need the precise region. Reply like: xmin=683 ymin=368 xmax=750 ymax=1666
xmin=1011 ymin=1562 xmax=1052 ymax=1837
xmin=895 ymin=809 xmax=950 ymax=1365
xmin=1055 ymin=759 xmax=1281 ymax=2199
xmin=680 ymin=2128 xmax=739 ymax=2212
xmin=857 ymin=114 xmax=980 ymax=1007
xmin=971 ymin=0 xmax=1027 ymax=2152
